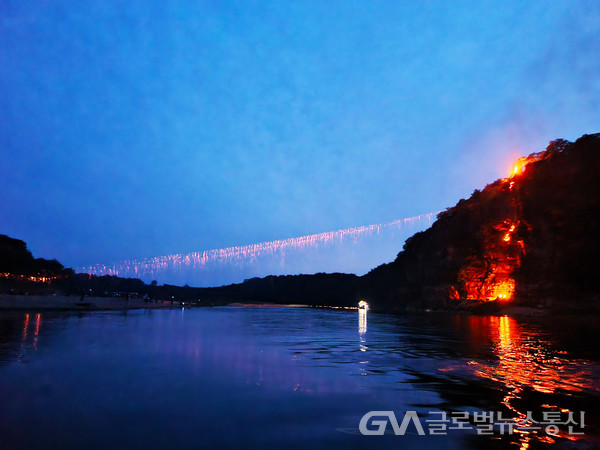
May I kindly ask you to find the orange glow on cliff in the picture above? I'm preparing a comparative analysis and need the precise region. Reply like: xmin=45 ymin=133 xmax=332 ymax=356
xmin=450 ymin=151 xmax=534 ymax=303
xmin=456 ymin=220 xmax=523 ymax=301
xmin=511 ymin=165 xmax=521 ymax=176
xmin=490 ymin=279 xmax=515 ymax=300
xmin=503 ymin=224 xmax=515 ymax=242
xmin=509 ymin=157 xmax=530 ymax=178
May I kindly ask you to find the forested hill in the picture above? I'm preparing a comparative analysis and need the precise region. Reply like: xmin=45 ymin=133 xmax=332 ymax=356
xmin=359 ymin=133 xmax=600 ymax=311
xmin=0 ymin=234 xmax=71 ymax=278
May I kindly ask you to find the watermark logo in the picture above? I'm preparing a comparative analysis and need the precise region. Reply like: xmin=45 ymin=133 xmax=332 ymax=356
xmin=355 ymin=410 xmax=585 ymax=437
xmin=359 ymin=411 xmax=425 ymax=435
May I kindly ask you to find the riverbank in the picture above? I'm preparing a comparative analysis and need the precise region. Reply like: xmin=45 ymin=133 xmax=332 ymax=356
xmin=0 ymin=294 xmax=179 ymax=311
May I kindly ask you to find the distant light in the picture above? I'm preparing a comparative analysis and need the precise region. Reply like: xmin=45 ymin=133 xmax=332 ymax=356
xmin=358 ymin=300 xmax=368 ymax=310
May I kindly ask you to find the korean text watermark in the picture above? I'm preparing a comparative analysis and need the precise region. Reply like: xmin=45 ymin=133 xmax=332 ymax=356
xmin=354 ymin=410 xmax=585 ymax=437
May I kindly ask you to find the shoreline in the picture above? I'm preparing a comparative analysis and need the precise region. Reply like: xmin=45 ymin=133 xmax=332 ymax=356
xmin=2 ymin=295 xmax=598 ymax=320
xmin=0 ymin=294 xmax=179 ymax=311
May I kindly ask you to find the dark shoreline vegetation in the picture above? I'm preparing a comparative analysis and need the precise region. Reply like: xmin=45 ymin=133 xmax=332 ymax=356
xmin=2 ymin=133 xmax=599 ymax=315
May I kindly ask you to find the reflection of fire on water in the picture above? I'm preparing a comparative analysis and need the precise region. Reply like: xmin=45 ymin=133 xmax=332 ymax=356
xmin=466 ymin=316 xmax=597 ymax=446
xmin=480 ymin=316 xmax=593 ymax=394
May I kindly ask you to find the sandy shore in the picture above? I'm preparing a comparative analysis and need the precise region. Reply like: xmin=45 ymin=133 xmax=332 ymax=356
xmin=0 ymin=294 xmax=180 ymax=311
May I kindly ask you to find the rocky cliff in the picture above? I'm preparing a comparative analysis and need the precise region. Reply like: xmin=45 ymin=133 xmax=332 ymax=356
xmin=360 ymin=133 xmax=600 ymax=311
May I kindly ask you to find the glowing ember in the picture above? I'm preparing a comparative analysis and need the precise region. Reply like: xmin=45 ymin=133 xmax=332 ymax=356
xmin=490 ymin=279 xmax=515 ymax=300
xmin=509 ymin=157 xmax=529 ymax=178
xmin=503 ymin=224 xmax=515 ymax=242
xmin=447 ymin=285 xmax=460 ymax=300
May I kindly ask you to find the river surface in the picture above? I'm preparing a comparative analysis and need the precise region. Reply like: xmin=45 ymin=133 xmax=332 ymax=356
xmin=0 ymin=307 xmax=599 ymax=449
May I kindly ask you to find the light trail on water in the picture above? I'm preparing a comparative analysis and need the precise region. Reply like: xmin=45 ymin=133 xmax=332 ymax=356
xmin=80 ymin=212 xmax=436 ymax=282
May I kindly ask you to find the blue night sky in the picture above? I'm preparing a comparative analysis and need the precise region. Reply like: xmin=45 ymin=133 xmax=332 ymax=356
xmin=1 ymin=1 xmax=599 ymax=272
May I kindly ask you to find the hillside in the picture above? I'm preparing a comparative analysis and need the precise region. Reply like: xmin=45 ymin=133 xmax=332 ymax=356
xmin=0 ymin=234 xmax=72 ymax=285
xmin=359 ymin=133 xmax=600 ymax=311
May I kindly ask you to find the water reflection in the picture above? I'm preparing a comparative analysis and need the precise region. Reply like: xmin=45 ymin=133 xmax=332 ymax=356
xmin=463 ymin=315 xmax=598 ymax=447
xmin=468 ymin=315 xmax=598 ymax=394
xmin=358 ymin=308 xmax=367 ymax=335
xmin=22 ymin=313 xmax=29 ymax=340
xmin=0 ymin=312 xmax=45 ymax=363
xmin=0 ymin=308 xmax=598 ymax=449
xmin=358 ymin=308 xmax=368 ymax=376
xmin=33 ymin=313 xmax=41 ymax=350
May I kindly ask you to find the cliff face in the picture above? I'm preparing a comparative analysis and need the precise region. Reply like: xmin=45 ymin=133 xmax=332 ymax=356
xmin=360 ymin=133 xmax=600 ymax=311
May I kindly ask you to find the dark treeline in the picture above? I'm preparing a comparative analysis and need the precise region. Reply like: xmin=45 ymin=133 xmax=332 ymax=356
xmin=0 ymin=235 xmax=72 ymax=278
xmin=0 ymin=235 xmax=357 ymax=305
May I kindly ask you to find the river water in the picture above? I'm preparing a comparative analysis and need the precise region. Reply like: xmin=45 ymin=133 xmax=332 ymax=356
xmin=0 ymin=307 xmax=598 ymax=449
